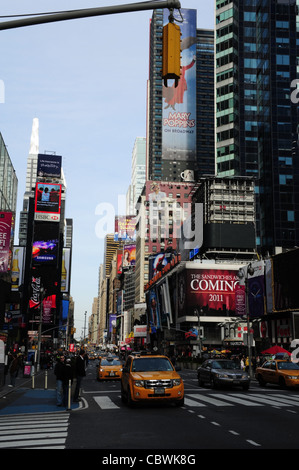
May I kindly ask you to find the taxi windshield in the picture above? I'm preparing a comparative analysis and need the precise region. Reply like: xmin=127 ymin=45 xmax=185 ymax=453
xmin=132 ymin=357 xmax=174 ymax=372
xmin=277 ymin=361 xmax=299 ymax=370
xmin=101 ymin=358 xmax=121 ymax=366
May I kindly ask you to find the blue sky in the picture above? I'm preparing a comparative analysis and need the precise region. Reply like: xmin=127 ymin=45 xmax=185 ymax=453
xmin=0 ymin=1 xmax=214 ymax=340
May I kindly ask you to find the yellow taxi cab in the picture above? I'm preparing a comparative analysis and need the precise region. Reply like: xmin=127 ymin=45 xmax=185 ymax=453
xmin=97 ymin=356 xmax=123 ymax=381
xmin=255 ymin=359 xmax=299 ymax=388
xmin=120 ymin=352 xmax=184 ymax=407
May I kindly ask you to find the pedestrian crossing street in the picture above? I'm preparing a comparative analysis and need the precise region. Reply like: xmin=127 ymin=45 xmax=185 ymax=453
xmin=92 ymin=391 xmax=299 ymax=410
xmin=0 ymin=412 xmax=70 ymax=449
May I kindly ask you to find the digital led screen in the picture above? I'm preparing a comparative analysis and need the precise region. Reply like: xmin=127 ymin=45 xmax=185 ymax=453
xmin=32 ymin=222 xmax=60 ymax=265
xmin=35 ymin=183 xmax=61 ymax=214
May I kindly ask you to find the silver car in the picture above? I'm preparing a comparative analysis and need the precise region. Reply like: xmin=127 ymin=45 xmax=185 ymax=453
xmin=197 ymin=359 xmax=250 ymax=390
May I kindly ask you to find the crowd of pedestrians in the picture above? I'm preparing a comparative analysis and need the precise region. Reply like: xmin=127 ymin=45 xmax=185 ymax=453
xmin=3 ymin=347 xmax=89 ymax=409
xmin=54 ymin=348 xmax=87 ymax=407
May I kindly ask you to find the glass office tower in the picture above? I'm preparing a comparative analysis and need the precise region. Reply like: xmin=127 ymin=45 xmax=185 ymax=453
xmin=215 ymin=0 xmax=299 ymax=255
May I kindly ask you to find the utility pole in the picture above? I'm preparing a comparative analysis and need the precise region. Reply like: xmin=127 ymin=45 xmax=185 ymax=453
xmin=0 ymin=1 xmax=181 ymax=31
xmin=83 ymin=311 xmax=87 ymax=343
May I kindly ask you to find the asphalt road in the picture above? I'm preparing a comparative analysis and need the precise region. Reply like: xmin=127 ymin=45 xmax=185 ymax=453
xmin=0 ymin=361 xmax=298 ymax=455
xmin=65 ymin=361 xmax=299 ymax=451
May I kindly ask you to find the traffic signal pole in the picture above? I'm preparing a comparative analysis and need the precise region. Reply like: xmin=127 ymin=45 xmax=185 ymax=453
xmin=0 ymin=0 xmax=181 ymax=31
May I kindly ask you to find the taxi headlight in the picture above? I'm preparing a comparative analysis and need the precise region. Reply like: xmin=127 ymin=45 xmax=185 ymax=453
xmin=134 ymin=380 xmax=145 ymax=387
xmin=172 ymin=378 xmax=182 ymax=386
xmin=288 ymin=375 xmax=298 ymax=380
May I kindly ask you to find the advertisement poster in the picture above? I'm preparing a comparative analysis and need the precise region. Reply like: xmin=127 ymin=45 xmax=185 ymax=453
xmin=61 ymin=247 xmax=71 ymax=293
xmin=247 ymin=260 xmax=265 ymax=317
xmin=109 ymin=314 xmax=117 ymax=333
xmin=114 ymin=216 xmax=136 ymax=241
xmin=32 ymin=222 xmax=59 ymax=265
xmin=35 ymin=182 xmax=61 ymax=222
xmin=11 ymin=246 xmax=25 ymax=291
xmin=43 ymin=295 xmax=56 ymax=324
xmin=148 ymin=289 xmax=161 ymax=331
xmin=149 ymin=252 xmax=174 ymax=280
xmin=162 ymin=9 xmax=197 ymax=162
xmin=37 ymin=153 xmax=62 ymax=178
xmin=123 ymin=244 xmax=136 ymax=267
xmin=178 ymin=267 xmax=244 ymax=317
xmin=0 ymin=212 xmax=12 ymax=273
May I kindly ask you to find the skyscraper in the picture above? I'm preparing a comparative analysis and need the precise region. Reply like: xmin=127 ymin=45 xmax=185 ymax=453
xmin=126 ymin=137 xmax=146 ymax=215
xmin=215 ymin=0 xmax=299 ymax=255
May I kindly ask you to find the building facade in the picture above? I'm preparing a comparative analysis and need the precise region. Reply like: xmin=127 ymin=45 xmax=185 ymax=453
xmin=215 ymin=0 xmax=299 ymax=255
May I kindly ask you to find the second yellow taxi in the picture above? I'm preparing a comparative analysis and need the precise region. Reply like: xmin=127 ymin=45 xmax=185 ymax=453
xmin=255 ymin=359 xmax=299 ymax=388
xmin=97 ymin=356 xmax=123 ymax=381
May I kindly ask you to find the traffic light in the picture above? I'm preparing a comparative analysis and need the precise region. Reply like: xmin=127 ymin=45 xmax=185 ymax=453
xmin=162 ymin=21 xmax=181 ymax=87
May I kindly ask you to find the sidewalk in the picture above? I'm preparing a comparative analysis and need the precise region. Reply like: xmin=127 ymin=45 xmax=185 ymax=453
xmin=0 ymin=369 xmax=82 ymax=415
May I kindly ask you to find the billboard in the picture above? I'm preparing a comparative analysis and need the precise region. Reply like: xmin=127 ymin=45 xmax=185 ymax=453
xmin=0 ymin=212 xmax=13 ymax=273
xmin=123 ymin=244 xmax=136 ymax=267
xmin=247 ymin=260 xmax=265 ymax=317
xmin=37 ymin=153 xmax=62 ymax=178
xmin=177 ymin=265 xmax=245 ymax=317
xmin=114 ymin=216 xmax=136 ymax=241
xmin=149 ymin=252 xmax=174 ymax=280
xmin=162 ymin=9 xmax=197 ymax=163
xmin=32 ymin=222 xmax=60 ymax=266
xmin=147 ymin=288 xmax=161 ymax=332
xmin=34 ymin=182 xmax=61 ymax=222
xmin=61 ymin=247 xmax=71 ymax=293
xmin=11 ymin=246 xmax=25 ymax=291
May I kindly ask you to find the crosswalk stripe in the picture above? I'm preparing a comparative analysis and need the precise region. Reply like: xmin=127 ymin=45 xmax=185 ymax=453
xmin=231 ymin=393 xmax=291 ymax=407
xmin=212 ymin=394 xmax=263 ymax=406
xmin=0 ymin=413 xmax=70 ymax=449
xmin=187 ymin=394 xmax=233 ymax=407
xmin=93 ymin=396 xmax=120 ymax=409
xmin=0 ymin=432 xmax=68 ymax=442
xmin=270 ymin=393 xmax=299 ymax=403
xmin=184 ymin=398 xmax=206 ymax=407
xmin=0 ymin=426 xmax=68 ymax=435
xmin=0 ymin=438 xmax=66 ymax=449
xmin=247 ymin=394 xmax=299 ymax=406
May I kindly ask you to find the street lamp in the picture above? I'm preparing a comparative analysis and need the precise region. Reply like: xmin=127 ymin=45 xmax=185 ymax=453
xmin=237 ymin=263 xmax=254 ymax=378
xmin=37 ymin=286 xmax=44 ymax=372
xmin=193 ymin=308 xmax=202 ymax=359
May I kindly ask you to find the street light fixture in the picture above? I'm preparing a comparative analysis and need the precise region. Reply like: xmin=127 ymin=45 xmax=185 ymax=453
xmin=37 ymin=286 xmax=44 ymax=372
xmin=237 ymin=263 xmax=254 ymax=378
xmin=193 ymin=308 xmax=202 ymax=359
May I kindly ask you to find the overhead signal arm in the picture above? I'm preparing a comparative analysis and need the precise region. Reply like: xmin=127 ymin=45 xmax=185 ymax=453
xmin=0 ymin=1 xmax=181 ymax=30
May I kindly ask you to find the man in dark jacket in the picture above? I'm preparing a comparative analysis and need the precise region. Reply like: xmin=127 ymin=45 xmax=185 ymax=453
xmin=54 ymin=355 xmax=65 ymax=406
xmin=73 ymin=350 xmax=86 ymax=402
xmin=63 ymin=358 xmax=74 ymax=407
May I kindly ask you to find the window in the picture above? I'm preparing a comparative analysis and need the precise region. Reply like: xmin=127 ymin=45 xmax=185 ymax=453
xmin=277 ymin=55 xmax=290 ymax=66
xmin=288 ymin=211 xmax=295 ymax=222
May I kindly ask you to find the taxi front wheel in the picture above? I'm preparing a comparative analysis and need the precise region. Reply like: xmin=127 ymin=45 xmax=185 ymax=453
xmin=175 ymin=396 xmax=184 ymax=407
xmin=127 ymin=387 xmax=135 ymax=407
xmin=121 ymin=383 xmax=127 ymax=403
